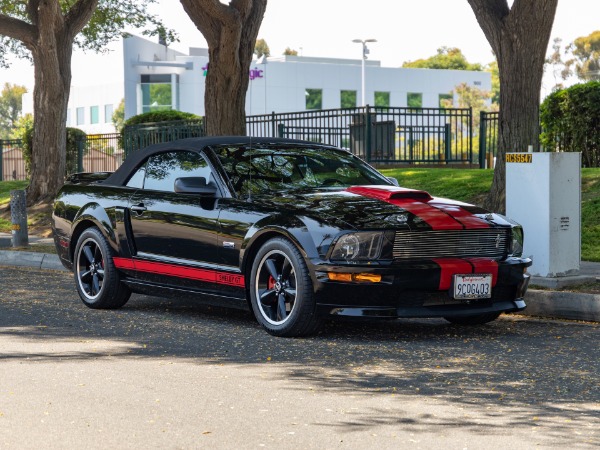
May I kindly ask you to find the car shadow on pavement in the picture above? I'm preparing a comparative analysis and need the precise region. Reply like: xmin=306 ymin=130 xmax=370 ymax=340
xmin=1 ymin=267 xmax=599 ymax=447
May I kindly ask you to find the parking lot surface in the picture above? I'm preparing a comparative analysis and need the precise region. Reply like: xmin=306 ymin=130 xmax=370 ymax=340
xmin=0 ymin=266 xmax=598 ymax=449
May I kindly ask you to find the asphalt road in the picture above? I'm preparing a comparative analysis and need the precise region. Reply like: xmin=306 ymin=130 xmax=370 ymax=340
xmin=0 ymin=267 xmax=598 ymax=449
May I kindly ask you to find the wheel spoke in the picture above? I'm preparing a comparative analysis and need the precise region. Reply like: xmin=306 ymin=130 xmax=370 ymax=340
xmin=82 ymin=245 xmax=95 ymax=264
xmin=96 ymin=268 xmax=105 ymax=280
xmin=283 ymin=287 xmax=296 ymax=298
xmin=277 ymin=293 xmax=287 ymax=321
xmin=259 ymin=288 xmax=276 ymax=304
xmin=92 ymin=273 xmax=100 ymax=295
xmin=265 ymin=258 xmax=279 ymax=280
xmin=281 ymin=258 xmax=292 ymax=280
xmin=80 ymin=269 xmax=92 ymax=280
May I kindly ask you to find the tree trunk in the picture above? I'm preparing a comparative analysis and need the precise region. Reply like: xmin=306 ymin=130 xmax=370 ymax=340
xmin=28 ymin=39 xmax=71 ymax=204
xmin=180 ymin=0 xmax=267 ymax=136
xmin=467 ymin=0 xmax=558 ymax=213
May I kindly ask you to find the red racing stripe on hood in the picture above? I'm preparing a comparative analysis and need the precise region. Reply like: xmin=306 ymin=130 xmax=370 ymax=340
xmin=347 ymin=186 xmax=490 ymax=230
xmin=347 ymin=186 xmax=462 ymax=230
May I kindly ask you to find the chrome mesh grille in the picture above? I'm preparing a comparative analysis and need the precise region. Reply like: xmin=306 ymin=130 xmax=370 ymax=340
xmin=393 ymin=229 xmax=509 ymax=260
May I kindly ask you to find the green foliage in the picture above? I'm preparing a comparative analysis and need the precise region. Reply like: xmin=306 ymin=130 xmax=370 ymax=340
xmin=122 ymin=110 xmax=203 ymax=154
xmin=374 ymin=92 xmax=390 ymax=107
xmin=112 ymin=99 xmax=125 ymax=133
xmin=305 ymin=89 xmax=322 ymax=110
xmin=0 ymin=82 xmax=27 ymax=139
xmin=124 ymin=110 xmax=202 ymax=128
xmin=0 ymin=1 xmax=177 ymax=66
xmin=402 ymin=47 xmax=483 ymax=71
xmin=283 ymin=47 xmax=298 ymax=56
xmin=340 ymin=90 xmax=357 ymax=108
xmin=9 ymin=112 xmax=32 ymax=140
xmin=485 ymin=60 xmax=500 ymax=106
xmin=20 ymin=125 xmax=86 ymax=175
xmin=254 ymin=38 xmax=270 ymax=58
xmin=540 ymin=81 xmax=600 ymax=167
xmin=570 ymin=31 xmax=600 ymax=81
xmin=0 ymin=180 xmax=27 ymax=205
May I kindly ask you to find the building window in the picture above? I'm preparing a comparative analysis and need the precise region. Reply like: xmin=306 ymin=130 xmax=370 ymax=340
xmin=104 ymin=104 xmax=114 ymax=123
xmin=340 ymin=90 xmax=357 ymax=108
xmin=374 ymin=92 xmax=390 ymax=107
xmin=66 ymin=109 xmax=71 ymax=126
xmin=305 ymin=89 xmax=322 ymax=110
xmin=76 ymin=107 xmax=85 ymax=125
xmin=141 ymin=74 xmax=174 ymax=112
xmin=90 ymin=106 xmax=99 ymax=124
xmin=407 ymin=93 xmax=423 ymax=108
xmin=439 ymin=93 xmax=453 ymax=108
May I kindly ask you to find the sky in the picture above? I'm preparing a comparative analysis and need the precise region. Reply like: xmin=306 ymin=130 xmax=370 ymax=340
xmin=1 ymin=0 xmax=599 ymax=96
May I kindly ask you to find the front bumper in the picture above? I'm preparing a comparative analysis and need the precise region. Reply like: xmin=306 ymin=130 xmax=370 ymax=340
xmin=311 ymin=257 xmax=531 ymax=319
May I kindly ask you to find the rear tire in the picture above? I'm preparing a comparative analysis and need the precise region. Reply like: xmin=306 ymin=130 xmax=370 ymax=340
xmin=444 ymin=312 xmax=501 ymax=325
xmin=74 ymin=227 xmax=131 ymax=309
xmin=249 ymin=237 xmax=322 ymax=337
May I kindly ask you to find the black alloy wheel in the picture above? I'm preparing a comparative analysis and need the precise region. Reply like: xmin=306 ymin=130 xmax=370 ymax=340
xmin=250 ymin=237 xmax=322 ymax=337
xmin=74 ymin=227 xmax=131 ymax=309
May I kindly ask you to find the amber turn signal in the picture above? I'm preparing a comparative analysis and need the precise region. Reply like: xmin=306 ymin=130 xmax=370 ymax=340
xmin=327 ymin=272 xmax=382 ymax=283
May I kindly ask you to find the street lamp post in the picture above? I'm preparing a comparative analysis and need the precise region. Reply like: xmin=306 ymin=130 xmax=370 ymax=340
xmin=352 ymin=38 xmax=377 ymax=107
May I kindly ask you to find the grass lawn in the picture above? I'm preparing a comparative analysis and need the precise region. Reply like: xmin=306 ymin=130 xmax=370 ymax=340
xmin=1 ymin=168 xmax=599 ymax=261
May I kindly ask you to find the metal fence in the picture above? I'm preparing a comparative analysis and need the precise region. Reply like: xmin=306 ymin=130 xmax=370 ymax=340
xmin=248 ymin=106 xmax=474 ymax=164
xmin=479 ymin=111 xmax=499 ymax=168
xmin=2 ymin=106 xmax=501 ymax=182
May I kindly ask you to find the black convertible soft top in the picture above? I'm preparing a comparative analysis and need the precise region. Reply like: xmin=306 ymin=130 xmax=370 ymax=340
xmin=103 ymin=136 xmax=322 ymax=186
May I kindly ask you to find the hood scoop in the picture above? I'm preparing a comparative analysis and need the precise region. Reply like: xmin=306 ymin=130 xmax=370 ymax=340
xmin=347 ymin=186 xmax=433 ymax=203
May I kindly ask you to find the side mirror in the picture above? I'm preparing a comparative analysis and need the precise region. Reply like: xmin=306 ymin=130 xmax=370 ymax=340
xmin=387 ymin=176 xmax=400 ymax=187
xmin=174 ymin=177 xmax=218 ymax=195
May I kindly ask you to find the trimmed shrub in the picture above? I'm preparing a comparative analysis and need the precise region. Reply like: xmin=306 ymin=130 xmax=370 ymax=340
xmin=540 ymin=81 xmax=600 ymax=167
xmin=122 ymin=110 xmax=204 ymax=155
xmin=21 ymin=126 xmax=87 ymax=176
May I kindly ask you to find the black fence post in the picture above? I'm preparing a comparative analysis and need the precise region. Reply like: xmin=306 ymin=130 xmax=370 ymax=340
xmin=0 ymin=140 xmax=3 ymax=182
xmin=277 ymin=123 xmax=285 ymax=138
xmin=444 ymin=123 xmax=451 ymax=164
xmin=365 ymin=105 xmax=372 ymax=163
xmin=479 ymin=111 xmax=486 ymax=169
xmin=271 ymin=112 xmax=277 ymax=137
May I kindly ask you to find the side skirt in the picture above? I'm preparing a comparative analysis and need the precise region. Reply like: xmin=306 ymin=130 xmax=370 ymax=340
xmin=121 ymin=279 xmax=250 ymax=311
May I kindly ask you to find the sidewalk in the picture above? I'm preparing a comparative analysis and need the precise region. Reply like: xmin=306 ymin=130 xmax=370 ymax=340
xmin=1 ymin=232 xmax=599 ymax=322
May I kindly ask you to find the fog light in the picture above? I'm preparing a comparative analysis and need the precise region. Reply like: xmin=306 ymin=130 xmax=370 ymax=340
xmin=327 ymin=272 xmax=382 ymax=283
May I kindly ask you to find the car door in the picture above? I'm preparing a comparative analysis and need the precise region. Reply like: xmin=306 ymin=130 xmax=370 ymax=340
xmin=126 ymin=149 xmax=234 ymax=295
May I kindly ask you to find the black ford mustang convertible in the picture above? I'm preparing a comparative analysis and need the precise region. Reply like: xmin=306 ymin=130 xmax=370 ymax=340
xmin=52 ymin=136 xmax=531 ymax=336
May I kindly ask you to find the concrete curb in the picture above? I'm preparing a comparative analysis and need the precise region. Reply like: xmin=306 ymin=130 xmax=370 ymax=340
xmin=0 ymin=250 xmax=66 ymax=272
xmin=519 ymin=289 xmax=600 ymax=322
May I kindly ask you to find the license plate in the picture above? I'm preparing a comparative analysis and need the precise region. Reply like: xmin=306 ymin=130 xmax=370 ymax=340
xmin=453 ymin=274 xmax=492 ymax=299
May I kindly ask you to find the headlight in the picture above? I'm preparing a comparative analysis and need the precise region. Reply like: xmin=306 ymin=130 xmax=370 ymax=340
xmin=509 ymin=226 xmax=524 ymax=257
xmin=330 ymin=232 xmax=391 ymax=262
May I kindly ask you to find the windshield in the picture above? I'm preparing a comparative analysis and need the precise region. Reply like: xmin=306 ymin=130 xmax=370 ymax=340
xmin=212 ymin=144 xmax=392 ymax=197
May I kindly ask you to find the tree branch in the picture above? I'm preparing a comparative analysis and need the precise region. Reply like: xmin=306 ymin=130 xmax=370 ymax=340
xmin=179 ymin=0 xmax=234 ymax=46
xmin=0 ymin=14 xmax=36 ymax=47
xmin=64 ymin=0 xmax=98 ymax=40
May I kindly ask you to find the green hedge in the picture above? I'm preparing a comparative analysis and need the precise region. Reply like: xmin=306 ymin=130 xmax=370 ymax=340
xmin=123 ymin=110 xmax=202 ymax=127
xmin=540 ymin=81 xmax=600 ymax=167
xmin=22 ymin=127 xmax=87 ymax=176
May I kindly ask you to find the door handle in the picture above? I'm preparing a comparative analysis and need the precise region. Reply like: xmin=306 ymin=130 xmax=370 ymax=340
xmin=131 ymin=203 xmax=147 ymax=213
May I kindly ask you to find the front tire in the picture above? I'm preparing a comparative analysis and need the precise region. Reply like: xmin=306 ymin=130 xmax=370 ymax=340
xmin=249 ymin=237 xmax=322 ymax=337
xmin=444 ymin=312 xmax=501 ymax=325
xmin=74 ymin=227 xmax=131 ymax=309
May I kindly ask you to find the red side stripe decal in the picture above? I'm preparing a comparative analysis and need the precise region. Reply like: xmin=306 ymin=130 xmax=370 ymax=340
xmin=112 ymin=257 xmax=245 ymax=288
xmin=433 ymin=258 xmax=499 ymax=290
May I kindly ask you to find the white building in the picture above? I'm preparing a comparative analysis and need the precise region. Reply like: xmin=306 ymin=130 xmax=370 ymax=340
xmin=52 ymin=35 xmax=491 ymax=134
